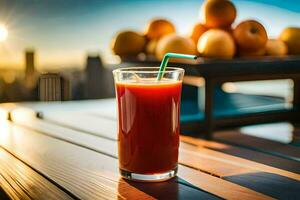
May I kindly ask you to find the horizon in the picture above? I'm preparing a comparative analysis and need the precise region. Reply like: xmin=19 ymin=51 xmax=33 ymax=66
xmin=0 ymin=0 xmax=299 ymax=70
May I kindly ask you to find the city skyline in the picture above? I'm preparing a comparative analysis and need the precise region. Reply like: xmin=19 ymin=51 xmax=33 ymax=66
xmin=0 ymin=0 xmax=299 ymax=70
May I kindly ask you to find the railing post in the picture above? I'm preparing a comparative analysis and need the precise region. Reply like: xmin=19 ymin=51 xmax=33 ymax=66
xmin=204 ymin=78 xmax=214 ymax=139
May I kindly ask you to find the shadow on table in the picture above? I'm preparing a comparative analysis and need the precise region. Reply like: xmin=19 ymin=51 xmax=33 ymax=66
xmin=225 ymin=172 xmax=300 ymax=200
xmin=206 ymin=145 xmax=300 ymax=174
xmin=118 ymin=177 xmax=220 ymax=200
xmin=0 ymin=187 xmax=10 ymax=200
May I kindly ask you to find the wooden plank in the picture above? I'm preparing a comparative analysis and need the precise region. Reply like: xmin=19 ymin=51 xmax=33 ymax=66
xmin=214 ymin=130 xmax=300 ymax=161
xmin=181 ymin=136 xmax=300 ymax=174
xmin=0 ymin=119 xmax=271 ymax=200
xmin=11 ymin=108 xmax=118 ymax=157
xmin=225 ymin=171 xmax=300 ymax=200
xmin=180 ymin=136 xmax=300 ymax=199
xmin=179 ymin=142 xmax=300 ymax=180
xmin=23 ymin=99 xmax=117 ymax=117
xmin=0 ymin=148 xmax=73 ymax=200
xmin=39 ymin=110 xmax=117 ymax=141
xmin=177 ymin=165 xmax=273 ymax=200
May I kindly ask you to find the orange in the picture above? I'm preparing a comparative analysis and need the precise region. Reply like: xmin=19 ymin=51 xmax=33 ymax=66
xmin=266 ymin=39 xmax=288 ymax=56
xmin=189 ymin=23 xmax=208 ymax=45
xmin=197 ymin=29 xmax=236 ymax=58
xmin=233 ymin=20 xmax=268 ymax=50
xmin=144 ymin=19 xmax=175 ymax=40
xmin=145 ymin=39 xmax=158 ymax=55
xmin=201 ymin=0 xmax=236 ymax=28
xmin=279 ymin=27 xmax=300 ymax=55
xmin=156 ymin=34 xmax=197 ymax=61
xmin=112 ymin=31 xmax=146 ymax=56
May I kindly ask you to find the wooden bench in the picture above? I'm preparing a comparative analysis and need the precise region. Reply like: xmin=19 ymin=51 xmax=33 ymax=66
xmin=122 ymin=56 xmax=300 ymax=138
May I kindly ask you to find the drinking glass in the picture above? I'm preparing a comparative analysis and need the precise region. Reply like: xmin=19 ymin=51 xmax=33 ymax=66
xmin=113 ymin=67 xmax=184 ymax=182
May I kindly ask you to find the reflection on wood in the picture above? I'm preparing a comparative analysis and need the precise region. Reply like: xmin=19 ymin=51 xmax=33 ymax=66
xmin=179 ymin=141 xmax=300 ymax=180
xmin=0 ymin=120 xmax=155 ymax=199
xmin=214 ymin=130 xmax=300 ymax=161
xmin=181 ymin=135 xmax=300 ymax=174
xmin=0 ymin=148 xmax=72 ymax=200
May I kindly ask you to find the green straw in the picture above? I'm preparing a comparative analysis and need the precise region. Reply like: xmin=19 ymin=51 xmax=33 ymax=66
xmin=157 ymin=53 xmax=198 ymax=81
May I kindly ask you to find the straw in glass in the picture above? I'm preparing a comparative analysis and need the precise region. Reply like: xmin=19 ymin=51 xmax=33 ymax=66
xmin=157 ymin=53 xmax=197 ymax=80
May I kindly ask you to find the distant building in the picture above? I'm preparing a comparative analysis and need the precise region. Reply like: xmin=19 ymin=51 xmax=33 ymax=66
xmin=84 ymin=55 xmax=114 ymax=99
xmin=38 ymin=73 xmax=71 ymax=101
xmin=25 ymin=49 xmax=35 ymax=77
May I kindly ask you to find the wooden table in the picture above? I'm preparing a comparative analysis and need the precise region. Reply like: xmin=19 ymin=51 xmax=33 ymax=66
xmin=0 ymin=99 xmax=299 ymax=199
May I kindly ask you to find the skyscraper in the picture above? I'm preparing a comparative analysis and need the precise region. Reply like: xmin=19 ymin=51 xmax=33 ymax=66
xmin=25 ymin=49 xmax=35 ymax=77
xmin=84 ymin=55 xmax=114 ymax=99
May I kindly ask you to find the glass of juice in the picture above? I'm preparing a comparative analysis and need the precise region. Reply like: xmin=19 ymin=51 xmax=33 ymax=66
xmin=113 ymin=67 xmax=184 ymax=182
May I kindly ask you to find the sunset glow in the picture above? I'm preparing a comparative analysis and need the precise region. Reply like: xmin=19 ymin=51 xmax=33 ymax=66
xmin=0 ymin=24 xmax=8 ymax=42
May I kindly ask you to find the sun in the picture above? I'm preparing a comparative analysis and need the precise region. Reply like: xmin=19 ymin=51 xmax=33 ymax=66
xmin=0 ymin=24 xmax=8 ymax=42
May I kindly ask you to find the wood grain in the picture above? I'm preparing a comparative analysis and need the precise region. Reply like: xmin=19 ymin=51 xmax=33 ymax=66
xmin=214 ymin=130 xmax=300 ymax=161
xmin=10 ymin=108 xmax=118 ymax=157
xmin=178 ymin=165 xmax=272 ymax=200
xmin=39 ymin=110 xmax=117 ymax=140
xmin=179 ymin=142 xmax=300 ymax=181
xmin=0 ymin=120 xmax=156 ymax=200
xmin=0 ymin=148 xmax=73 ymax=200
xmin=0 ymin=119 xmax=272 ymax=200
xmin=181 ymin=135 xmax=300 ymax=174
xmin=180 ymin=140 xmax=300 ymax=199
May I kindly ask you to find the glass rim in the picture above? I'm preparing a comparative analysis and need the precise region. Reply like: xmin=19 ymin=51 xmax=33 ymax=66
xmin=113 ymin=67 xmax=184 ymax=74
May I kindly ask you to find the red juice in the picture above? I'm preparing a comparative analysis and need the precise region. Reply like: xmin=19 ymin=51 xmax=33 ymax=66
xmin=116 ymin=80 xmax=182 ymax=174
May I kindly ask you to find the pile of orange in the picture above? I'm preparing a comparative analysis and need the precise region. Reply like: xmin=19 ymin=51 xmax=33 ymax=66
xmin=112 ymin=0 xmax=300 ymax=60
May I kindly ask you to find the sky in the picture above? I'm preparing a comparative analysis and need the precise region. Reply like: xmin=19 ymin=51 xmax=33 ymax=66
xmin=0 ymin=0 xmax=299 ymax=70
